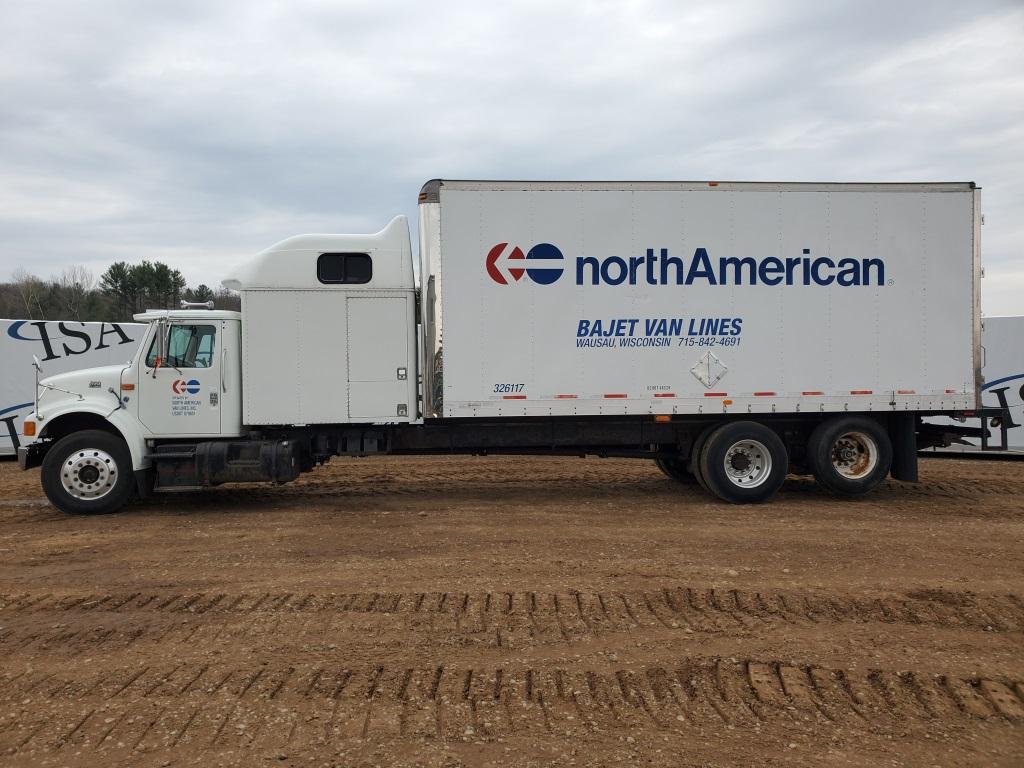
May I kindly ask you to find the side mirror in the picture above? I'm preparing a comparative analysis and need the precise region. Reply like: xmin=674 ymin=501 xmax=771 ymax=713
xmin=151 ymin=319 xmax=169 ymax=376
xmin=158 ymin=321 xmax=168 ymax=367
xmin=32 ymin=355 xmax=42 ymax=412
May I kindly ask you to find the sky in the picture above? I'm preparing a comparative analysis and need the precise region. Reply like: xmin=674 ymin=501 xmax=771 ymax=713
xmin=1 ymin=0 xmax=1022 ymax=313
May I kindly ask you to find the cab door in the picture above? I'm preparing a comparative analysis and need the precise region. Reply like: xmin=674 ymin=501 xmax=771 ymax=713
xmin=138 ymin=322 xmax=223 ymax=435
xmin=347 ymin=297 xmax=412 ymax=420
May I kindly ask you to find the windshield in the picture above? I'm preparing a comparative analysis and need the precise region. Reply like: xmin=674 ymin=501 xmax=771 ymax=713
xmin=145 ymin=324 xmax=217 ymax=368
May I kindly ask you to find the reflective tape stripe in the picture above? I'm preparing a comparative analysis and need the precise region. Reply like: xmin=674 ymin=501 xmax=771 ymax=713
xmin=653 ymin=393 xmax=676 ymax=398
xmin=801 ymin=391 xmax=824 ymax=396
xmin=704 ymin=392 xmax=728 ymax=397
xmin=603 ymin=394 xmax=627 ymax=399
xmin=501 ymin=395 xmax=527 ymax=400
xmin=850 ymin=390 xmax=872 ymax=395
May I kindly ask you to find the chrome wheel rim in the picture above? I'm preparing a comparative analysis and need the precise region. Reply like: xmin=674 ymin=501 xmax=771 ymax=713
xmin=830 ymin=431 xmax=878 ymax=479
xmin=61 ymin=449 xmax=118 ymax=500
xmin=723 ymin=439 xmax=771 ymax=488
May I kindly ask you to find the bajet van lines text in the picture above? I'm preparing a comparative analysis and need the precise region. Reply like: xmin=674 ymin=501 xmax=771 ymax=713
xmin=577 ymin=317 xmax=744 ymax=349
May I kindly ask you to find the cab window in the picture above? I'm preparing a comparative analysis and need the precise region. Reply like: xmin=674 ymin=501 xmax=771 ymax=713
xmin=317 ymin=252 xmax=372 ymax=284
xmin=145 ymin=324 xmax=217 ymax=368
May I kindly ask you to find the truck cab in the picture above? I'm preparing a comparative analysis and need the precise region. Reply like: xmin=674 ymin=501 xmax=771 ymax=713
xmin=20 ymin=215 xmax=417 ymax=514
xmin=129 ymin=309 xmax=243 ymax=439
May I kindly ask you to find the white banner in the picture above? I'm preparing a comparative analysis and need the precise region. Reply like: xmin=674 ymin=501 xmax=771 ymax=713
xmin=1 ymin=319 xmax=145 ymax=455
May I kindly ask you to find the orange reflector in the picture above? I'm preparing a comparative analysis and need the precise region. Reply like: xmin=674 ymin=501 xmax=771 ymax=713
xmin=23 ymin=420 xmax=35 ymax=437
xmin=944 ymin=389 xmax=957 ymax=394
xmin=708 ymin=181 xmax=719 ymax=186
xmin=418 ymin=192 xmax=428 ymax=201
xmin=722 ymin=399 xmax=733 ymax=406
xmin=654 ymin=415 xmax=671 ymax=423
xmin=121 ymin=383 xmax=135 ymax=391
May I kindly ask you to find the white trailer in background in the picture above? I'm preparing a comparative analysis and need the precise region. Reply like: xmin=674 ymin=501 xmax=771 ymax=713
xmin=1 ymin=320 xmax=144 ymax=456
xmin=979 ymin=317 xmax=1024 ymax=450
xmin=16 ymin=181 xmax=990 ymax=514
xmin=925 ymin=315 xmax=1024 ymax=454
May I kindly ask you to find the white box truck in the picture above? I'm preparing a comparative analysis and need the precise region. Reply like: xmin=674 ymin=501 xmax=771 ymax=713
xmin=17 ymin=180 xmax=989 ymax=513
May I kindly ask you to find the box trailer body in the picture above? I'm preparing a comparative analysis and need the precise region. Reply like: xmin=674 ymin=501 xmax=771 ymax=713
xmin=16 ymin=180 xmax=991 ymax=514
xmin=418 ymin=181 xmax=980 ymax=420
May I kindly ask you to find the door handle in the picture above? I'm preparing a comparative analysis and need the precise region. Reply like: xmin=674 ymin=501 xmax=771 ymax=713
xmin=222 ymin=348 xmax=228 ymax=392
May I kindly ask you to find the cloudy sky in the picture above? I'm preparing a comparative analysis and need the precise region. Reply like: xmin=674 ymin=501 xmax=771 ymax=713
xmin=1 ymin=0 xmax=1022 ymax=312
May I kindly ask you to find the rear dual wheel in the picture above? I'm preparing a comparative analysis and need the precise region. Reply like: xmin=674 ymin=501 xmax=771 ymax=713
xmin=807 ymin=416 xmax=891 ymax=496
xmin=654 ymin=456 xmax=698 ymax=484
xmin=697 ymin=421 xmax=788 ymax=504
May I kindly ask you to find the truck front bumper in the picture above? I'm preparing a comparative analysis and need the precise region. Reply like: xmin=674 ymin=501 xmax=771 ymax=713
xmin=17 ymin=443 xmax=45 ymax=471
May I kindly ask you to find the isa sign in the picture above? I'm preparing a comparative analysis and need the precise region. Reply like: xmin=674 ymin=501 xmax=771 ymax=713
xmin=1 ymin=320 xmax=144 ymax=455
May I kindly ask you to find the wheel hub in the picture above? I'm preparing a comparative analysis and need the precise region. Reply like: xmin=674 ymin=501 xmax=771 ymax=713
xmin=61 ymin=449 xmax=118 ymax=500
xmin=723 ymin=439 xmax=772 ymax=488
xmin=729 ymin=453 xmax=751 ymax=472
xmin=830 ymin=432 xmax=878 ymax=479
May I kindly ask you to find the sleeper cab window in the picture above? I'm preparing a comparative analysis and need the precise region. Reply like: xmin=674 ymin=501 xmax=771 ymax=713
xmin=317 ymin=252 xmax=372 ymax=285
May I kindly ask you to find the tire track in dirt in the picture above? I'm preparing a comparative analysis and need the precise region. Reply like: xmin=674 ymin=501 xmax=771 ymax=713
xmin=1 ymin=587 xmax=1019 ymax=657
xmin=2 ymin=586 xmax=1019 ymax=628
xmin=0 ymin=658 xmax=1020 ymax=758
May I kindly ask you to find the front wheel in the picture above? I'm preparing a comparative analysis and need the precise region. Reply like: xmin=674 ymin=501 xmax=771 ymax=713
xmin=807 ymin=416 xmax=892 ymax=496
xmin=41 ymin=430 xmax=135 ymax=515
xmin=698 ymin=421 xmax=788 ymax=504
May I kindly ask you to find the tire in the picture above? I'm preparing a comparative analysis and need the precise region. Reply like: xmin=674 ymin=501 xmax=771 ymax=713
xmin=688 ymin=423 xmax=720 ymax=494
xmin=41 ymin=430 xmax=135 ymax=515
xmin=654 ymin=456 xmax=698 ymax=484
xmin=807 ymin=416 xmax=892 ymax=496
xmin=698 ymin=421 xmax=788 ymax=504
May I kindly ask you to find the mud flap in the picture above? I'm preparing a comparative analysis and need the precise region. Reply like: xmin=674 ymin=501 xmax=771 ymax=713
xmin=134 ymin=466 xmax=156 ymax=498
xmin=889 ymin=413 xmax=918 ymax=482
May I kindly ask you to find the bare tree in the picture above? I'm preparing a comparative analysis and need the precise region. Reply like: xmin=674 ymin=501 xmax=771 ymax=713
xmin=11 ymin=267 xmax=46 ymax=319
xmin=57 ymin=265 xmax=95 ymax=320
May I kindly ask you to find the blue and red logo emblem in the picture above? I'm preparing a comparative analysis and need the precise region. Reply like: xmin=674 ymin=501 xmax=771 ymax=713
xmin=171 ymin=379 xmax=201 ymax=395
xmin=486 ymin=243 xmax=564 ymax=285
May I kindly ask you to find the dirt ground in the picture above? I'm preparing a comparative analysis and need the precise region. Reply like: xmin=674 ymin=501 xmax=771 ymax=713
xmin=0 ymin=454 xmax=1022 ymax=767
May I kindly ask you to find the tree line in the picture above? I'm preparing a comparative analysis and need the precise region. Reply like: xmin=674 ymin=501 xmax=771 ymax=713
xmin=0 ymin=261 xmax=240 ymax=323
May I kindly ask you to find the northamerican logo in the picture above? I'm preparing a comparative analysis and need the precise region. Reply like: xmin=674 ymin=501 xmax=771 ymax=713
xmin=486 ymin=244 xmax=886 ymax=287
xmin=485 ymin=243 xmax=565 ymax=285
xmin=171 ymin=379 xmax=201 ymax=395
